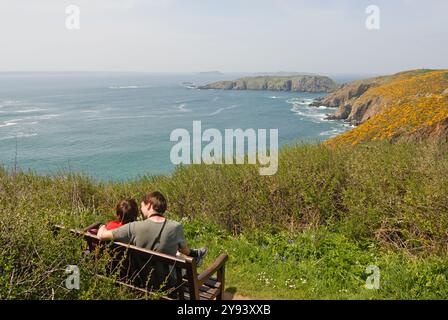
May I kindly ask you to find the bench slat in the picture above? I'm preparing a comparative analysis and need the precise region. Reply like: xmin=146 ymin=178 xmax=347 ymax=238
xmin=182 ymin=279 xmax=222 ymax=300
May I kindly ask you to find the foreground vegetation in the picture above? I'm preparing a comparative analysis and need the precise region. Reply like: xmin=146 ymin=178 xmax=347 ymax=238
xmin=1 ymin=141 xmax=448 ymax=299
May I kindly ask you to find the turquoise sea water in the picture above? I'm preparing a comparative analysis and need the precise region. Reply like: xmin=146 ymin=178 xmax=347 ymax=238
xmin=0 ymin=72 xmax=355 ymax=181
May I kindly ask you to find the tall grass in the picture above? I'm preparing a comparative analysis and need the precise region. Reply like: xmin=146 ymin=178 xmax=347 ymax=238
xmin=1 ymin=141 xmax=447 ymax=299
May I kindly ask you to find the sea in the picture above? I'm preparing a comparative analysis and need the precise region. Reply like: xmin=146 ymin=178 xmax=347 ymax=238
xmin=0 ymin=72 xmax=360 ymax=181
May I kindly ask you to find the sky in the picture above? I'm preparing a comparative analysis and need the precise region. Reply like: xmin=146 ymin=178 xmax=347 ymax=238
xmin=0 ymin=0 xmax=447 ymax=74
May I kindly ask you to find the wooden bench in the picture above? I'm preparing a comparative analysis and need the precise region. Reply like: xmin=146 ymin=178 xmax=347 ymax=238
xmin=55 ymin=222 xmax=228 ymax=300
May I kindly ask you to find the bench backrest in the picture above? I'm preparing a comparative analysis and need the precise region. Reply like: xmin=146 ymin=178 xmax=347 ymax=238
xmin=61 ymin=226 xmax=201 ymax=299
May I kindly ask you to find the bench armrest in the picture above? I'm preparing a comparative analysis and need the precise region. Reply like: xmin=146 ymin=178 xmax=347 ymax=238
xmin=83 ymin=221 xmax=103 ymax=232
xmin=197 ymin=253 xmax=228 ymax=285
xmin=53 ymin=222 xmax=102 ymax=233
xmin=53 ymin=224 xmax=100 ymax=240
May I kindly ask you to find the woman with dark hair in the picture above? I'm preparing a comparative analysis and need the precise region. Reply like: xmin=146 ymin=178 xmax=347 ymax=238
xmin=104 ymin=199 xmax=139 ymax=230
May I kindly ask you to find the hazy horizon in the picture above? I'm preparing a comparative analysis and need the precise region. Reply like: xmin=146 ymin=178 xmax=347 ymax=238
xmin=0 ymin=0 xmax=447 ymax=74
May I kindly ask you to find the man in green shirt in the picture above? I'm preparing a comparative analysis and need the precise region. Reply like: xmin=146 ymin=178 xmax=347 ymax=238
xmin=97 ymin=191 xmax=206 ymax=261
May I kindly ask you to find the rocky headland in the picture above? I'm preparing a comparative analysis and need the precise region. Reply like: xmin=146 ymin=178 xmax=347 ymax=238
xmin=199 ymin=75 xmax=338 ymax=93
xmin=322 ymin=69 xmax=448 ymax=145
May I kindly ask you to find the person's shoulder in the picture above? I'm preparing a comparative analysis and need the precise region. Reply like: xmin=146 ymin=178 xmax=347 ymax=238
xmin=117 ymin=220 xmax=141 ymax=232
xmin=166 ymin=219 xmax=182 ymax=229
xmin=131 ymin=220 xmax=148 ymax=228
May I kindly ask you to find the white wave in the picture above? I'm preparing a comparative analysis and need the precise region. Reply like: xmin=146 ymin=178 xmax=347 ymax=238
xmin=81 ymin=110 xmax=100 ymax=113
xmin=319 ymin=128 xmax=346 ymax=136
xmin=31 ymin=114 xmax=59 ymax=120
xmin=15 ymin=108 xmax=48 ymax=113
xmin=286 ymin=97 xmax=315 ymax=106
xmin=309 ymin=114 xmax=330 ymax=123
xmin=85 ymin=115 xmax=157 ymax=121
xmin=313 ymin=113 xmax=328 ymax=120
xmin=317 ymin=106 xmax=328 ymax=109
xmin=286 ymin=98 xmax=302 ymax=104
xmin=290 ymin=104 xmax=306 ymax=113
xmin=290 ymin=109 xmax=307 ymax=116
xmin=109 ymin=85 xmax=152 ymax=89
xmin=0 ymin=121 xmax=17 ymax=128
xmin=207 ymin=104 xmax=239 ymax=116
xmin=290 ymin=103 xmax=331 ymax=123
xmin=1 ymin=100 xmax=18 ymax=104
xmin=1 ymin=100 xmax=27 ymax=107
xmin=177 ymin=104 xmax=192 ymax=112
xmin=0 ymin=133 xmax=38 ymax=141
xmin=269 ymin=96 xmax=280 ymax=99
xmin=208 ymin=108 xmax=224 ymax=116
xmin=0 ymin=118 xmax=25 ymax=127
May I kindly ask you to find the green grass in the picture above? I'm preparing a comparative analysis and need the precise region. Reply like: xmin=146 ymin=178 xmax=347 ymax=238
xmin=1 ymin=140 xmax=448 ymax=299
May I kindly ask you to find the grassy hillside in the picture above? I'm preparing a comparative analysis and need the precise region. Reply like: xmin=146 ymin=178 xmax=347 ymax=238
xmin=1 ymin=141 xmax=448 ymax=299
xmin=326 ymin=70 xmax=448 ymax=146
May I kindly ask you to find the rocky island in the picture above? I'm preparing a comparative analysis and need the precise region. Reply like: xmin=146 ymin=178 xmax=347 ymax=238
xmin=199 ymin=75 xmax=338 ymax=93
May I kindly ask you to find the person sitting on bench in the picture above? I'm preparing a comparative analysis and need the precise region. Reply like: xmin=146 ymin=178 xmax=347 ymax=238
xmin=97 ymin=191 xmax=208 ymax=266
xmin=87 ymin=199 xmax=139 ymax=235
xmin=103 ymin=199 xmax=139 ymax=231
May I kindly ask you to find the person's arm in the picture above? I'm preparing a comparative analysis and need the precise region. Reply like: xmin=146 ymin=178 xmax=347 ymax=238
xmin=176 ymin=223 xmax=191 ymax=255
xmin=97 ymin=225 xmax=114 ymax=241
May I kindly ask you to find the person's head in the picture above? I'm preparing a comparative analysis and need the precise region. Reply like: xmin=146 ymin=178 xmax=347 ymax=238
xmin=115 ymin=199 xmax=138 ymax=224
xmin=141 ymin=191 xmax=167 ymax=218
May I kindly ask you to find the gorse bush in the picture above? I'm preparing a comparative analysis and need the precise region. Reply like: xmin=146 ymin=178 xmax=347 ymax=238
xmin=1 ymin=140 xmax=448 ymax=299
xmin=327 ymin=70 xmax=448 ymax=146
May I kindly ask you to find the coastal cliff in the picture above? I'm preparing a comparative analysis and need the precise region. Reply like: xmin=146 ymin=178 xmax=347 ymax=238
xmin=199 ymin=75 xmax=338 ymax=93
xmin=324 ymin=69 xmax=448 ymax=146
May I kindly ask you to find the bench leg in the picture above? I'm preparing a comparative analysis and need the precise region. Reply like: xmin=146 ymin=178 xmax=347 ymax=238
xmin=217 ymin=265 xmax=225 ymax=300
